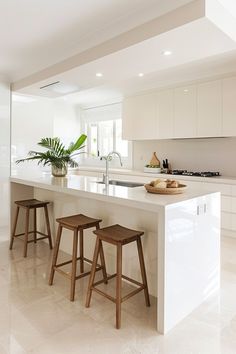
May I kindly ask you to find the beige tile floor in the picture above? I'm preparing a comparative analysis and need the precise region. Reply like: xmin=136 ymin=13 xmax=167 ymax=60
xmin=0 ymin=235 xmax=236 ymax=354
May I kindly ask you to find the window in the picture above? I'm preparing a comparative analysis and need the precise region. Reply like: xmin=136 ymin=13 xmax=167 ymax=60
xmin=81 ymin=103 xmax=131 ymax=168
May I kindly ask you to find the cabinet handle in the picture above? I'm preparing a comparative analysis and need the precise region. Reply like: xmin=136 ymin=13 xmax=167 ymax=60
xmin=197 ymin=206 xmax=200 ymax=215
xmin=204 ymin=204 xmax=207 ymax=213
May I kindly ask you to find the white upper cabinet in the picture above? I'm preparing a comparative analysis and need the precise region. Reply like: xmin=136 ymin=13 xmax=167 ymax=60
xmin=173 ymin=85 xmax=197 ymax=138
xmin=156 ymin=89 xmax=174 ymax=139
xmin=122 ymin=76 xmax=236 ymax=141
xmin=222 ymin=77 xmax=236 ymax=136
xmin=122 ymin=92 xmax=157 ymax=140
xmin=197 ymin=80 xmax=222 ymax=137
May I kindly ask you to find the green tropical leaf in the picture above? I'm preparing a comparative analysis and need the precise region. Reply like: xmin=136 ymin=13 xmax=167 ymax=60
xmin=66 ymin=134 xmax=87 ymax=154
xmin=16 ymin=134 xmax=87 ymax=170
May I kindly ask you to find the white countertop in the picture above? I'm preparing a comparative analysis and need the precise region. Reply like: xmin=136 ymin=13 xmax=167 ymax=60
xmin=78 ymin=166 xmax=236 ymax=185
xmin=10 ymin=173 xmax=219 ymax=211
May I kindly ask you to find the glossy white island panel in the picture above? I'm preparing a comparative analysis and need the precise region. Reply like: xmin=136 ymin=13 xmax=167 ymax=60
xmin=10 ymin=174 xmax=220 ymax=334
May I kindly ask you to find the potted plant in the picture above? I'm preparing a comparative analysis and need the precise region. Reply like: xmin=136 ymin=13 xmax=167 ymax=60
xmin=16 ymin=134 xmax=87 ymax=177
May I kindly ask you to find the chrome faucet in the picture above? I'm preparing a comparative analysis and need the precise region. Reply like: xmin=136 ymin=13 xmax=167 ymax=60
xmin=100 ymin=151 xmax=123 ymax=187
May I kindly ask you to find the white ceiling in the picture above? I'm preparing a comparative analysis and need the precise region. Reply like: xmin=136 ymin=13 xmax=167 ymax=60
xmin=17 ymin=14 xmax=236 ymax=104
xmin=60 ymin=50 xmax=236 ymax=108
xmin=0 ymin=0 xmax=192 ymax=81
xmin=8 ymin=0 xmax=236 ymax=108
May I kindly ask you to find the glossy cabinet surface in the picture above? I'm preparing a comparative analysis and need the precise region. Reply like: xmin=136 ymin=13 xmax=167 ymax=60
xmin=174 ymin=85 xmax=197 ymax=138
xmin=197 ymin=80 xmax=222 ymax=137
xmin=164 ymin=193 xmax=220 ymax=332
xmin=122 ymin=76 xmax=236 ymax=140
xmin=222 ymin=76 xmax=236 ymax=136
xmin=122 ymin=93 xmax=157 ymax=140
xmin=157 ymin=89 xmax=174 ymax=139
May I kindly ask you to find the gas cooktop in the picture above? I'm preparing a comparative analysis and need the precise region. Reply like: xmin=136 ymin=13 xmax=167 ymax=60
xmin=171 ymin=170 xmax=220 ymax=177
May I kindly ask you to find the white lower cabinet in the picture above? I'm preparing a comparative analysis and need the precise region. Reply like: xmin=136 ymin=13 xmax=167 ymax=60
xmin=221 ymin=212 xmax=232 ymax=230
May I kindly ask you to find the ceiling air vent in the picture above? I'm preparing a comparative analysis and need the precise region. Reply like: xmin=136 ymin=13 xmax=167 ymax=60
xmin=40 ymin=81 xmax=60 ymax=90
xmin=40 ymin=81 xmax=79 ymax=94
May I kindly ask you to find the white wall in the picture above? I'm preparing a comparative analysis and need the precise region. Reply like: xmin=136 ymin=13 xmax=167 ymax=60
xmin=53 ymin=99 xmax=81 ymax=147
xmin=11 ymin=96 xmax=81 ymax=174
xmin=11 ymin=96 xmax=54 ymax=173
xmin=133 ymin=137 xmax=236 ymax=176
xmin=0 ymin=82 xmax=10 ymax=238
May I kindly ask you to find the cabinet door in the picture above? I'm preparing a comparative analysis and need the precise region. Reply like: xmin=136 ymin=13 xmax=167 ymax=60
xmin=174 ymin=85 xmax=197 ymax=138
xmin=222 ymin=77 xmax=236 ymax=136
xmin=197 ymin=80 xmax=222 ymax=137
xmin=156 ymin=89 xmax=174 ymax=139
xmin=122 ymin=93 xmax=157 ymax=140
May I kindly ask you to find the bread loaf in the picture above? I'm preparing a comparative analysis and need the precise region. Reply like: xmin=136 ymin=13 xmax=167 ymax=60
xmin=155 ymin=181 xmax=167 ymax=189
xmin=167 ymin=180 xmax=179 ymax=188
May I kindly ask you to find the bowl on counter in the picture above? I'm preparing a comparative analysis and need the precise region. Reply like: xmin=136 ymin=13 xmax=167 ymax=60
xmin=144 ymin=167 xmax=161 ymax=174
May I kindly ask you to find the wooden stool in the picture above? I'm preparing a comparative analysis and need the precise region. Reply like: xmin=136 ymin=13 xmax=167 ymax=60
xmin=10 ymin=199 xmax=53 ymax=257
xmin=49 ymin=214 xmax=108 ymax=301
xmin=85 ymin=224 xmax=150 ymax=329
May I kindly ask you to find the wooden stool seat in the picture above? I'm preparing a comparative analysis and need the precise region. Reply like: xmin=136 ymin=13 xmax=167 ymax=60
xmin=10 ymin=199 xmax=53 ymax=257
xmin=15 ymin=199 xmax=50 ymax=208
xmin=56 ymin=214 xmax=102 ymax=230
xmin=49 ymin=214 xmax=107 ymax=301
xmin=86 ymin=224 xmax=150 ymax=329
xmin=93 ymin=224 xmax=144 ymax=245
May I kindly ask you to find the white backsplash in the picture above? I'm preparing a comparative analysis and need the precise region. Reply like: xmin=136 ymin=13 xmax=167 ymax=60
xmin=133 ymin=137 xmax=236 ymax=177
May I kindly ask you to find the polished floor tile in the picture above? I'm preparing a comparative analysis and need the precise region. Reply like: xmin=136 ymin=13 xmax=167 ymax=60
xmin=1 ymin=236 xmax=236 ymax=353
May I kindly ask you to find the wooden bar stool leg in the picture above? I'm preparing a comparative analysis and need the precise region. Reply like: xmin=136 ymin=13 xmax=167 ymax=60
xmin=70 ymin=229 xmax=78 ymax=301
xmin=9 ymin=206 xmax=19 ymax=250
xmin=33 ymin=208 xmax=37 ymax=243
xmin=23 ymin=208 xmax=30 ymax=258
xmin=99 ymin=241 xmax=108 ymax=284
xmin=137 ymin=236 xmax=150 ymax=307
xmin=49 ymin=225 xmax=62 ymax=285
xmin=116 ymin=243 xmax=122 ymax=329
xmin=44 ymin=205 xmax=53 ymax=249
xmin=79 ymin=229 xmax=84 ymax=273
xmin=85 ymin=237 xmax=100 ymax=307
xmin=95 ymin=224 xmax=108 ymax=284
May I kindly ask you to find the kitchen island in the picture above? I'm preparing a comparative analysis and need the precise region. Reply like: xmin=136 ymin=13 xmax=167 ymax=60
xmin=10 ymin=173 xmax=220 ymax=334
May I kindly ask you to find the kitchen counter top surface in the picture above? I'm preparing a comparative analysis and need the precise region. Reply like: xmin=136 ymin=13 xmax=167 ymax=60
xmin=10 ymin=173 xmax=218 ymax=211
xmin=77 ymin=166 xmax=236 ymax=185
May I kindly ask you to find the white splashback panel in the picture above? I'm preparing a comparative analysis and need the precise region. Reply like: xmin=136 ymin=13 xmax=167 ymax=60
xmin=133 ymin=137 xmax=236 ymax=176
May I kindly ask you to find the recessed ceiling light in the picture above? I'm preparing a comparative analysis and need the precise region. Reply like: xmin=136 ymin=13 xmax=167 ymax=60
xmin=138 ymin=73 xmax=144 ymax=77
xmin=162 ymin=50 xmax=172 ymax=56
xmin=96 ymin=73 xmax=103 ymax=77
xmin=183 ymin=89 xmax=189 ymax=93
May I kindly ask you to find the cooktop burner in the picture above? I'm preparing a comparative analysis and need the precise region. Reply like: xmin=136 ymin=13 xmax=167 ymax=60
xmin=171 ymin=170 xmax=220 ymax=177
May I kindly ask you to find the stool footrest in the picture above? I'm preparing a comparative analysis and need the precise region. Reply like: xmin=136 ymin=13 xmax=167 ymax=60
xmin=91 ymin=287 xmax=116 ymax=303
xmin=55 ymin=257 xmax=101 ymax=269
xmin=53 ymin=262 xmax=103 ymax=280
xmin=91 ymin=273 xmax=145 ymax=304
xmin=13 ymin=231 xmax=51 ymax=243
xmin=93 ymin=273 xmax=116 ymax=287
xmin=27 ymin=236 xmax=51 ymax=243
xmin=121 ymin=286 xmax=145 ymax=303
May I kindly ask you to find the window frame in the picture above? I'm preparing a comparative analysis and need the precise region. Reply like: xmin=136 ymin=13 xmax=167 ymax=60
xmin=80 ymin=104 xmax=132 ymax=168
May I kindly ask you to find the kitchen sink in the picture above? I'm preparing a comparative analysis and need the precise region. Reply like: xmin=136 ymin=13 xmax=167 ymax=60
xmin=96 ymin=180 xmax=144 ymax=188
